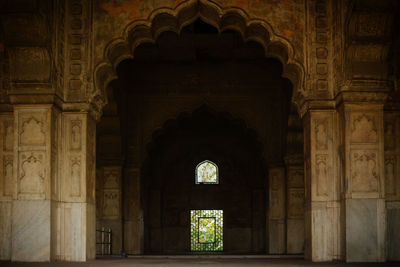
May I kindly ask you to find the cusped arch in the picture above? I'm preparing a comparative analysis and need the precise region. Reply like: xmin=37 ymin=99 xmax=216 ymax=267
xmin=93 ymin=0 xmax=306 ymax=116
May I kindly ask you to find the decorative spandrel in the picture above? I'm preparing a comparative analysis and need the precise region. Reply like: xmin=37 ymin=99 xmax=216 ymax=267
xmin=195 ymin=160 xmax=218 ymax=184
xmin=191 ymin=210 xmax=223 ymax=251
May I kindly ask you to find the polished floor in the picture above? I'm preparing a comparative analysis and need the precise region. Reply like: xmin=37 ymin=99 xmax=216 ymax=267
xmin=0 ymin=256 xmax=398 ymax=266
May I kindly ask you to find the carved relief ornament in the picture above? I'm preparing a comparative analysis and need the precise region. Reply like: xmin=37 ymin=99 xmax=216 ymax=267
xmin=20 ymin=117 xmax=46 ymax=145
xmin=351 ymin=114 xmax=377 ymax=143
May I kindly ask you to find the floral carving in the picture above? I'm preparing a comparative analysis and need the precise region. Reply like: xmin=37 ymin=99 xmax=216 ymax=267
xmin=19 ymin=153 xmax=45 ymax=194
xmin=351 ymin=151 xmax=378 ymax=193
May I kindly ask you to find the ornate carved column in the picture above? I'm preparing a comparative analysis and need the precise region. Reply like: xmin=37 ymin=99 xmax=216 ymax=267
xmin=384 ymin=107 xmax=400 ymax=261
xmin=11 ymin=105 xmax=59 ymax=261
xmin=96 ymin=166 xmax=122 ymax=255
xmin=0 ymin=112 xmax=13 ymax=260
xmin=55 ymin=112 xmax=96 ymax=261
xmin=268 ymin=166 xmax=286 ymax=254
xmin=303 ymin=108 xmax=342 ymax=261
xmin=284 ymin=154 xmax=305 ymax=254
xmin=338 ymin=95 xmax=386 ymax=262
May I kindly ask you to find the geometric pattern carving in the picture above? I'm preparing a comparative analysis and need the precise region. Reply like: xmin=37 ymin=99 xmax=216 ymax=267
xmin=351 ymin=151 xmax=378 ymax=193
xmin=351 ymin=114 xmax=377 ymax=143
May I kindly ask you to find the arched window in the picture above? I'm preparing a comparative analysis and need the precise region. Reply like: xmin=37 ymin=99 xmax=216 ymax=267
xmin=195 ymin=160 xmax=218 ymax=184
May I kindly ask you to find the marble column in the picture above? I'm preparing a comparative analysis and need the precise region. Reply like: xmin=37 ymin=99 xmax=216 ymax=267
xmin=303 ymin=109 xmax=341 ymax=261
xmin=268 ymin=167 xmax=286 ymax=254
xmin=339 ymin=103 xmax=386 ymax=262
xmin=0 ymin=112 xmax=13 ymax=260
xmin=96 ymin=166 xmax=122 ymax=255
xmin=384 ymin=110 xmax=400 ymax=261
xmin=285 ymin=154 xmax=304 ymax=254
xmin=11 ymin=105 xmax=57 ymax=261
xmin=54 ymin=112 xmax=96 ymax=261
xmin=9 ymin=107 xmax=96 ymax=261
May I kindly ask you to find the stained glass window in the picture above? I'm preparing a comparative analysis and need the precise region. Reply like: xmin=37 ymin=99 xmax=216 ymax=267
xmin=190 ymin=210 xmax=223 ymax=251
xmin=195 ymin=160 xmax=218 ymax=184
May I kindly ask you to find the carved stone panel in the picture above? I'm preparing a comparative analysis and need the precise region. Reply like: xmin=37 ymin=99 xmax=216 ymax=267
xmin=103 ymin=189 xmax=120 ymax=218
xmin=70 ymin=120 xmax=82 ymax=151
xmin=315 ymin=119 xmax=328 ymax=150
xmin=351 ymin=150 xmax=379 ymax=193
xmin=316 ymin=154 xmax=328 ymax=197
xmin=269 ymin=168 xmax=285 ymax=220
xmin=103 ymin=168 xmax=120 ymax=189
xmin=2 ymin=156 xmax=13 ymax=197
xmin=70 ymin=156 xmax=81 ymax=197
xmin=385 ymin=156 xmax=396 ymax=197
xmin=3 ymin=120 xmax=13 ymax=152
xmin=287 ymin=168 xmax=304 ymax=188
xmin=288 ymin=189 xmax=304 ymax=219
xmin=19 ymin=113 xmax=46 ymax=146
xmin=18 ymin=152 xmax=46 ymax=199
xmin=351 ymin=113 xmax=377 ymax=143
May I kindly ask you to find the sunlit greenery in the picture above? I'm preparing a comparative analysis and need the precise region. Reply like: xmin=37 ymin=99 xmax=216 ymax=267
xmin=196 ymin=160 xmax=218 ymax=184
xmin=191 ymin=210 xmax=223 ymax=251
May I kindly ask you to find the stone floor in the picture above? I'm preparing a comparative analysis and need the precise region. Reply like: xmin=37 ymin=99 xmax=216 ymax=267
xmin=0 ymin=256 xmax=398 ymax=266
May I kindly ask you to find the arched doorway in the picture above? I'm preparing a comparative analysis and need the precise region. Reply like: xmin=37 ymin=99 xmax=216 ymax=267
xmin=142 ymin=107 xmax=267 ymax=254
xmin=96 ymin=17 xmax=295 ymax=255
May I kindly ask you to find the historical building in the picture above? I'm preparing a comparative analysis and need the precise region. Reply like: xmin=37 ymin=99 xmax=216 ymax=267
xmin=0 ymin=0 xmax=399 ymax=263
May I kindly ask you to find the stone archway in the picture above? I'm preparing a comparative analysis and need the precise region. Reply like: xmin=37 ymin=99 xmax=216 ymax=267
xmin=91 ymin=0 xmax=306 ymax=117
xmin=141 ymin=107 xmax=267 ymax=254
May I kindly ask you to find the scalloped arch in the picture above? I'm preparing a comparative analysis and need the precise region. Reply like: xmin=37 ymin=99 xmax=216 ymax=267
xmin=92 ymin=0 xmax=306 ymax=116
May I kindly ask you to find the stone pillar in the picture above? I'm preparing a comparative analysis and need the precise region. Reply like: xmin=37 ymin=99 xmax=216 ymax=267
xmin=11 ymin=105 xmax=57 ymax=261
xmin=339 ymin=103 xmax=386 ymax=262
xmin=124 ymin=167 xmax=143 ymax=254
xmin=285 ymin=155 xmax=304 ymax=254
xmin=96 ymin=166 xmax=122 ymax=255
xmin=9 ymin=107 xmax=96 ymax=261
xmin=0 ymin=113 xmax=13 ymax=260
xmin=54 ymin=112 xmax=96 ymax=261
xmin=384 ymin=110 xmax=400 ymax=261
xmin=268 ymin=167 xmax=286 ymax=254
xmin=303 ymin=109 xmax=341 ymax=261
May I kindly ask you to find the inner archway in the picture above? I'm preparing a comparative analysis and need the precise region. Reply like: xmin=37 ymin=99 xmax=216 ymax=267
xmin=142 ymin=107 xmax=267 ymax=254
